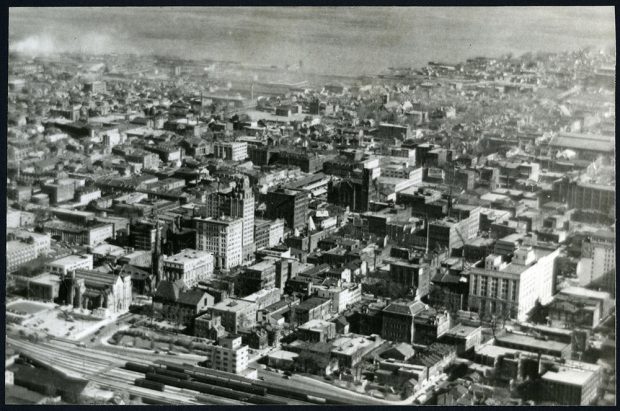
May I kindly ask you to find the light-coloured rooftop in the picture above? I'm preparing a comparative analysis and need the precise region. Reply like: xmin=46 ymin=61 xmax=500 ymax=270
xmin=542 ymin=369 xmax=594 ymax=386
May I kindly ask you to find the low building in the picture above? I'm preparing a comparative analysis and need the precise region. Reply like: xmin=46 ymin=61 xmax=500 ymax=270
xmin=293 ymin=297 xmax=331 ymax=325
xmin=45 ymin=254 xmax=94 ymax=276
xmin=494 ymin=331 xmax=572 ymax=359
xmin=541 ymin=366 xmax=600 ymax=405
xmin=210 ymin=298 xmax=257 ymax=333
xmin=27 ymin=273 xmax=61 ymax=301
xmin=298 ymin=319 xmax=337 ymax=342
xmin=314 ymin=283 xmax=362 ymax=313
xmin=548 ymin=287 xmax=614 ymax=329
xmin=381 ymin=300 xmax=426 ymax=343
xmin=194 ymin=312 xmax=227 ymax=340
xmin=152 ymin=280 xmax=214 ymax=326
xmin=440 ymin=324 xmax=483 ymax=355
xmin=162 ymin=249 xmax=214 ymax=288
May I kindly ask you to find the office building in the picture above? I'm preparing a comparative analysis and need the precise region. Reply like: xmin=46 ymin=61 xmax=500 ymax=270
xmin=162 ymin=249 xmax=214 ymax=288
xmin=468 ymin=246 xmax=561 ymax=322
xmin=195 ymin=216 xmax=243 ymax=270
xmin=203 ymin=336 xmax=249 ymax=374
xmin=46 ymin=254 xmax=94 ymax=275
xmin=265 ymin=188 xmax=309 ymax=230
xmin=577 ymin=230 xmax=615 ymax=287
xmin=214 ymin=142 xmax=248 ymax=162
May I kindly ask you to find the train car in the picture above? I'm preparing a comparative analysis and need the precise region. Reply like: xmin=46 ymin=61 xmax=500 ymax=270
xmin=247 ymin=395 xmax=290 ymax=405
xmin=145 ymin=373 xmax=182 ymax=387
xmin=124 ymin=362 xmax=153 ymax=374
xmin=141 ymin=397 xmax=170 ymax=405
xmin=166 ymin=364 xmax=187 ymax=374
xmin=134 ymin=378 xmax=165 ymax=392
xmin=253 ymin=383 xmax=308 ymax=401
xmin=152 ymin=368 xmax=190 ymax=380
xmin=189 ymin=373 xmax=266 ymax=396
xmin=306 ymin=395 xmax=327 ymax=404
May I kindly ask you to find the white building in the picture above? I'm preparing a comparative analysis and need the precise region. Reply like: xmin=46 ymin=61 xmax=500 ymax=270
xmin=195 ymin=217 xmax=243 ymax=270
xmin=8 ymin=230 xmax=51 ymax=257
xmin=214 ymin=142 xmax=248 ymax=162
xmin=203 ymin=335 xmax=249 ymax=374
xmin=468 ymin=246 xmax=561 ymax=322
xmin=46 ymin=254 xmax=94 ymax=275
xmin=162 ymin=248 xmax=214 ymax=287
xmin=75 ymin=189 xmax=102 ymax=206
xmin=268 ymin=219 xmax=285 ymax=247
xmin=314 ymin=282 xmax=362 ymax=314
xmin=577 ymin=230 xmax=615 ymax=287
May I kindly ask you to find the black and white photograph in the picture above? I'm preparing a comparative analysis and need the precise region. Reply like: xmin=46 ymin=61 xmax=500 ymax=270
xmin=4 ymin=5 xmax=616 ymax=406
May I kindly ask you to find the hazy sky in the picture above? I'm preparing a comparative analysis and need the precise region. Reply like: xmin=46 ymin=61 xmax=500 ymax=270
xmin=9 ymin=7 xmax=616 ymax=75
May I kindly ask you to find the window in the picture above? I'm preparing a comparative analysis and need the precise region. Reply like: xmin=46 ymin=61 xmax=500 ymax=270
xmin=501 ymin=279 xmax=509 ymax=300
xmin=511 ymin=281 xmax=517 ymax=301
xmin=480 ymin=276 xmax=488 ymax=296
xmin=490 ymin=278 xmax=498 ymax=299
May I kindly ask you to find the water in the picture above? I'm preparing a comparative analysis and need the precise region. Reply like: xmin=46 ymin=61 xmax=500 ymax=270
xmin=9 ymin=7 xmax=616 ymax=76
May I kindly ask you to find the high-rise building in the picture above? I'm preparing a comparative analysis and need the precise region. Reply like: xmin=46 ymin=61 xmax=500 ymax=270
xmin=577 ymin=230 xmax=615 ymax=287
xmin=468 ymin=246 xmax=561 ymax=322
xmin=195 ymin=216 xmax=243 ymax=270
xmin=214 ymin=142 xmax=248 ymax=162
xmin=265 ymin=188 xmax=309 ymax=231
xmin=197 ymin=175 xmax=255 ymax=262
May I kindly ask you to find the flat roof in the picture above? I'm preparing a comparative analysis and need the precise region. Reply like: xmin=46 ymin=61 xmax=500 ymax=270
xmin=164 ymin=249 xmax=212 ymax=264
xmin=559 ymin=286 xmax=611 ymax=301
xmin=299 ymin=319 xmax=334 ymax=331
xmin=496 ymin=332 xmax=570 ymax=352
xmin=29 ymin=272 xmax=62 ymax=285
xmin=212 ymin=298 xmax=255 ymax=313
xmin=446 ymin=323 xmax=481 ymax=337
xmin=268 ymin=350 xmax=299 ymax=361
xmin=48 ymin=254 xmax=92 ymax=266
xmin=542 ymin=369 xmax=593 ymax=386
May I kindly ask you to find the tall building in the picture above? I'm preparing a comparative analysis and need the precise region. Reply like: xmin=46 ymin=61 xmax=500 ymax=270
xmin=265 ymin=188 xmax=309 ymax=230
xmin=214 ymin=142 xmax=248 ymax=162
xmin=162 ymin=249 xmax=214 ymax=288
xmin=577 ymin=230 xmax=615 ymax=287
xmin=195 ymin=216 xmax=243 ymax=270
xmin=132 ymin=220 xmax=164 ymax=251
xmin=468 ymin=246 xmax=561 ymax=322
xmin=203 ymin=335 xmax=249 ymax=374
xmin=198 ymin=175 xmax=255 ymax=262
xmin=327 ymin=165 xmax=380 ymax=213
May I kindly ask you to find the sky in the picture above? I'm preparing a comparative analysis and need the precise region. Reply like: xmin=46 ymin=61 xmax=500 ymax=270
xmin=9 ymin=7 xmax=617 ymax=76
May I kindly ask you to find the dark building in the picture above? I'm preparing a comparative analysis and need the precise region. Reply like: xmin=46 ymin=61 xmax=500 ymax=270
xmin=381 ymin=300 xmax=426 ymax=343
xmin=327 ymin=167 xmax=377 ymax=213
xmin=293 ymin=296 xmax=331 ymax=325
xmin=265 ymin=188 xmax=309 ymax=230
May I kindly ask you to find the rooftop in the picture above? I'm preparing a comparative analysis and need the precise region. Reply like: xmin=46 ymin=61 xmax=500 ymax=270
xmin=541 ymin=368 xmax=594 ymax=387
xmin=48 ymin=254 xmax=92 ymax=266
xmin=495 ymin=332 xmax=570 ymax=353
xmin=559 ymin=286 xmax=611 ymax=301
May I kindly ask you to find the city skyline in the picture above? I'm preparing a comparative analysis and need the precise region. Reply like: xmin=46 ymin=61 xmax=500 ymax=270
xmin=9 ymin=7 xmax=616 ymax=76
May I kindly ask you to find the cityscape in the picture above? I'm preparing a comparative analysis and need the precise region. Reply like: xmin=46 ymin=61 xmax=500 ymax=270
xmin=5 ymin=6 xmax=616 ymax=406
